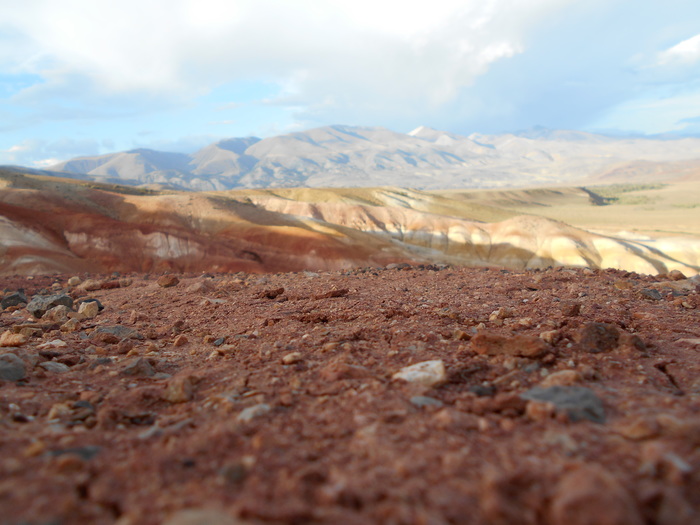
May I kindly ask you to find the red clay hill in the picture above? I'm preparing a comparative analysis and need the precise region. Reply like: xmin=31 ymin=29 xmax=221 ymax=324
xmin=1 ymin=169 xmax=698 ymax=278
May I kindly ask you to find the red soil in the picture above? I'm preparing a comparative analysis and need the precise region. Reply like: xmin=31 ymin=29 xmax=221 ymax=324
xmin=0 ymin=265 xmax=699 ymax=524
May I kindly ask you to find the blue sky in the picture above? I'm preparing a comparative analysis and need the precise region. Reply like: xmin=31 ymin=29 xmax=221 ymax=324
xmin=1 ymin=0 xmax=699 ymax=167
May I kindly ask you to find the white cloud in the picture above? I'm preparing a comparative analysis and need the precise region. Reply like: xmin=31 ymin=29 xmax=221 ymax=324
xmin=32 ymin=158 xmax=64 ymax=168
xmin=658 ymin=34 xmax=700 ymax=65
xmin=5 ymin=0 xmax=698 ymax=157
xmin=6 ymin=144 xmax=29 ymax=153
xmin=0 ymin=138 xmax=101 ymax=165
xmin=1 ymin=0 xmax=573 ymax=113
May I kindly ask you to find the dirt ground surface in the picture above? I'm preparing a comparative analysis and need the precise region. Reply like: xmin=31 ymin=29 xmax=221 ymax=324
xmin=1 ymin=265 xmax=700 ymax=525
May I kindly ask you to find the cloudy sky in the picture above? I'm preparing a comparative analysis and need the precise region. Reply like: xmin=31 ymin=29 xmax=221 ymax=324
xmin=1 ymin=0 xmax=699 ymax=167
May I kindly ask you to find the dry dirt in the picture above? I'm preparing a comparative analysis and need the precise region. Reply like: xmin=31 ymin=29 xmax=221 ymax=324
xmin=1 ymin=265 xmax=700 ymax=524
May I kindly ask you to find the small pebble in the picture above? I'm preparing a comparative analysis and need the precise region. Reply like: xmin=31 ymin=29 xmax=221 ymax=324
xmin=540 ymin=370 xmax=583 ymax=387
xmin=157 ymin=275 xmax=180 ymax=288
xmin=173 ymin=335 xmax=189 ymax=347
xmin=78 ymin=301 xmax=100 ymax=319
xmin=0 ymin=331 xmax=28 ymax=347
xmin=521 ymin=386 xmax=605 ymax=423
xmin=237 ymin=403 xmax=271 ymax=422
xmin=393 ymin=360 xmax=447 ymax=388
xmin=282 ymin=352 xmax=303 ymax=365
xmin=39 ymin=361 xmax=70 ymax=374
xmin=163 ymin=375 xmax=197 ymax=403
xmin=120 ymin=358 xmax=155 ymax=377
xmin=410 ymin=396 xmax=444 ymax=408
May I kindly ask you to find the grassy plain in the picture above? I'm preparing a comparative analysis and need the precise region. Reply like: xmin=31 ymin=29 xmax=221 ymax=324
xmin=433 ymin=181 xmax=700 ymax=238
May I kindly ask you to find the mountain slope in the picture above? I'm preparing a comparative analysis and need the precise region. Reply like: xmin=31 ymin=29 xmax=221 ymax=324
xmin=28 ymin=125 xmax=700 ymax=191
xmin=1 ymin=169 xmax=698 ymax=276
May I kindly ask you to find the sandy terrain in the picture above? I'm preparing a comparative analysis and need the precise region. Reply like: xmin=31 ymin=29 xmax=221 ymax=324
xmin=1 ymin=265 xmax=699 ymax=524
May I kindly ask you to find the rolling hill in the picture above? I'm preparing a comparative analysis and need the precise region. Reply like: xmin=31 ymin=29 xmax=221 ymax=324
xmin=1 ymin=169 xmax=698 ymax=276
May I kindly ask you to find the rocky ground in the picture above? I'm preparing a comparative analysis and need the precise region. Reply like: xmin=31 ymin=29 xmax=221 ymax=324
xmin=1 ymin=265 xmax=700 ymax=524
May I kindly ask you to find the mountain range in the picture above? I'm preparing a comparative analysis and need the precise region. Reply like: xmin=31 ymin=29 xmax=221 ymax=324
xmin=15 ymin=125 xmax=700 ymax=191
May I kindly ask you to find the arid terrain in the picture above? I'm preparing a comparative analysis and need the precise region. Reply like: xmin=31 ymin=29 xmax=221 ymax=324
xmin=1 ymin=169 xmax=699 ymax=278
xmin=2 ymin=154 xmax=700 ymax=523
xmin=1 ymin=266 xmax=699 ymax=524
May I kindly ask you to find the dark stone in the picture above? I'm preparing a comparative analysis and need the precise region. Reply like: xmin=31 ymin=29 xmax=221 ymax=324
xmin=127 ymin=413 xmax=156 ymax=426
xmin=121 ymin=357 xmax=155 ymax=377
xmin=0 ymin=353 xmax=26 ymax=381
xmin=26 ymin=294 xmax=74 ymax=318
xmin=639 ymin=288 xmax=663 ymax=301
xmin=469 ymin=384 xmax=496 ymax=397
xmin=1 ymin=291 xmax=28 ymax=310
xmin=576 ymin=322 xmax=620 ymax=353
xmin=89 ymin=357 xmax=114 ymax=369
xmin=521 ymin=386 xmax=606 ymax=423
xmin=220 ymin=462 xmax=248 ymax=484
xmin=91 ymin=325 xmax=141 ymax=340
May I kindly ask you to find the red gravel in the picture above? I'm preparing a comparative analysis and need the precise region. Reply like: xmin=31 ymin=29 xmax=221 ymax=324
xmin=1 ymin=265 xmax=699 ymax=524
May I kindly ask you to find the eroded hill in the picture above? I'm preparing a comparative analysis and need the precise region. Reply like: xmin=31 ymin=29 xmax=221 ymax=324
xmin=1 ymin=170 xmax=699 ymax=276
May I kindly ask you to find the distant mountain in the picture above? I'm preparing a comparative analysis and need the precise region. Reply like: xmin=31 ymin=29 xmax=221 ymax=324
xmin=23 ymin=125 xmax=700 ymax=191
xmin=56 ymin=149 xmax=191 ymax=178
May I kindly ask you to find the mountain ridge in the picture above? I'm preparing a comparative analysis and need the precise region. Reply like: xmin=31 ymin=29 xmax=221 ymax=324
xmin=7 ymin=125 xmax=700 ymax=191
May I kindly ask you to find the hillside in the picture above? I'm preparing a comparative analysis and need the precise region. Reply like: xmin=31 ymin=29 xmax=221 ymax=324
xmin=0 ymin=169 xmax=698 ymax=277
xmin=24 ymin=125 xmax=700 ymax=191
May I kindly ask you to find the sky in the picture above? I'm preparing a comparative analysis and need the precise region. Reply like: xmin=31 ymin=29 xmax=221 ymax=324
xmin=1 ymin=0 xmax=700 ymax=167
